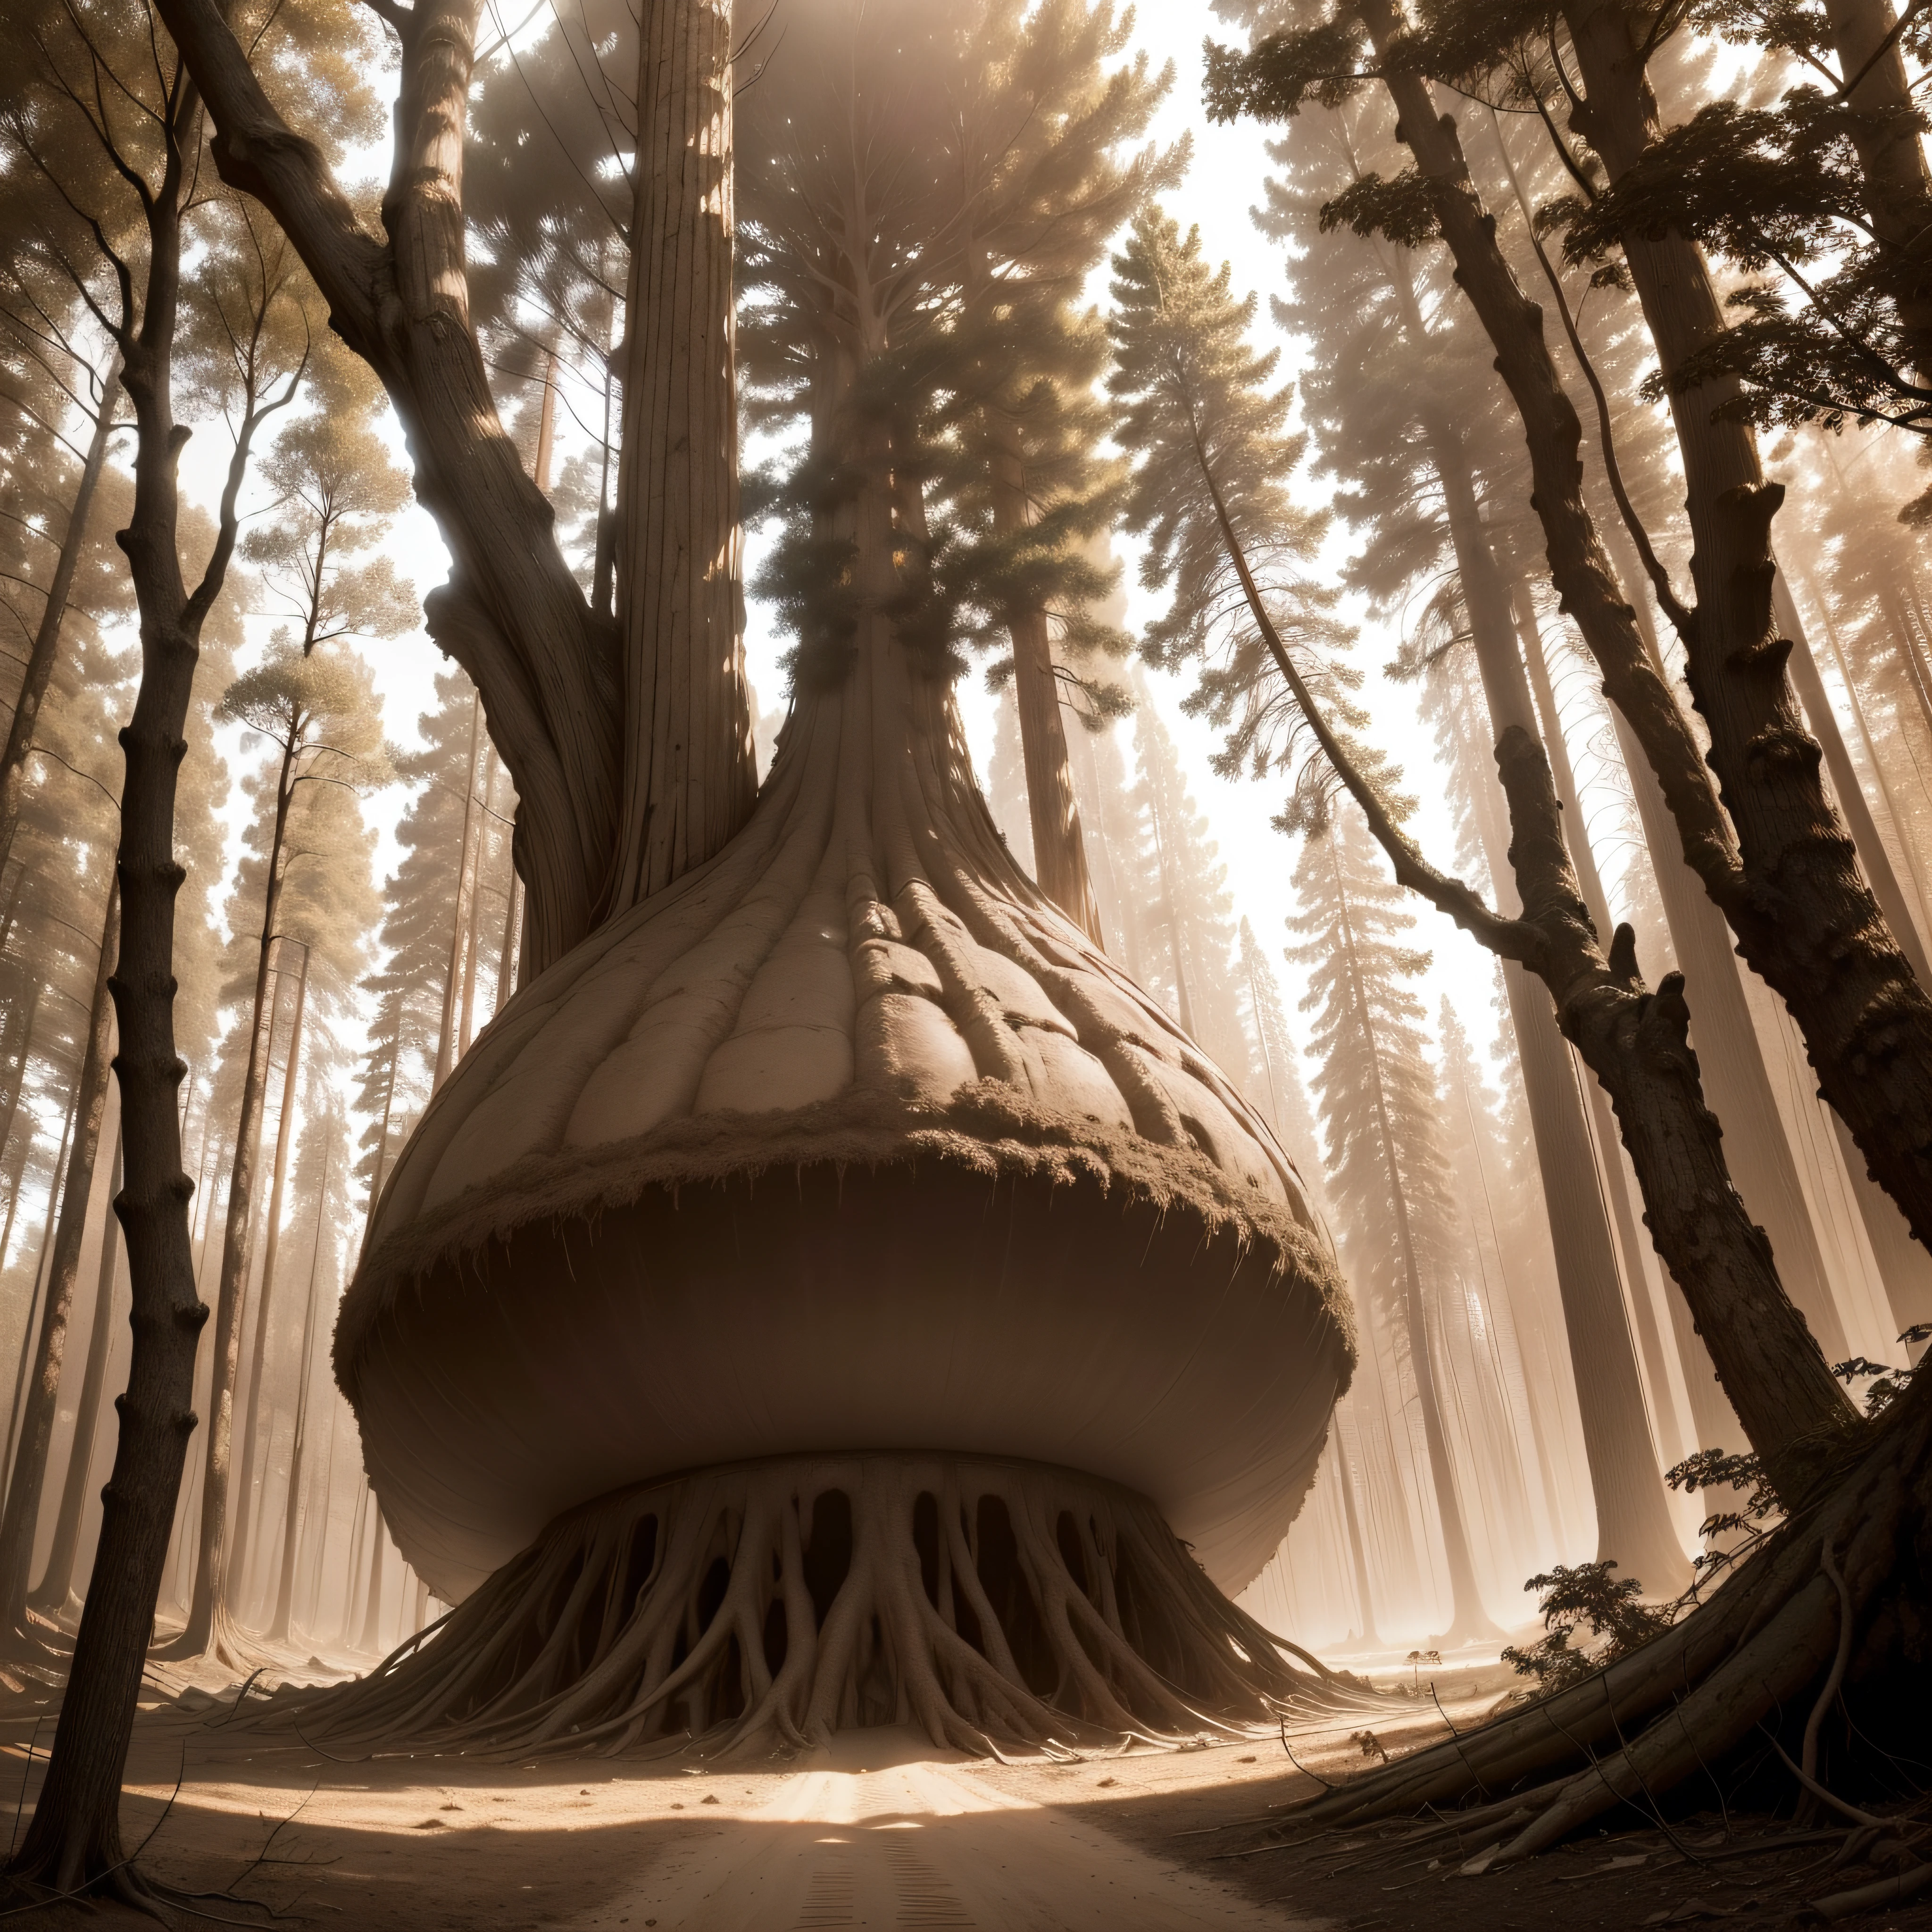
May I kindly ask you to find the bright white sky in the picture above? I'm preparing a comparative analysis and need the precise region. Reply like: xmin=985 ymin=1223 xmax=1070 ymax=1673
xmin=176 ymin=2 xmax=1522 ymax=1118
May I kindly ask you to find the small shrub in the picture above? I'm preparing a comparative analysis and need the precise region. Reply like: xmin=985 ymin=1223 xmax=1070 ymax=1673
xmin=1500 ymin=1561 xmax=1673 ymax=1695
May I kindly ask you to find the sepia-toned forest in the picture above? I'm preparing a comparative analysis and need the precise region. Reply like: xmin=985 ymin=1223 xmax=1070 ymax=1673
xmin=7 ymin=0 xmax=1932 ymax=1921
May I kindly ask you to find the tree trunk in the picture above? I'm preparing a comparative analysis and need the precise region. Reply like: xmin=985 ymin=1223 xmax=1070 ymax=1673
xmin=164 ymin=884 xmax=291 ymax=1660
xmin=0 ymin=985 xmax=42 ymax=1273
xmin=0 ymin=370 xmax=120 ymax=877
xmin=432 ymin=699 xmax=482 ymax=1095
xmin=266 ymin=1147 xmax=328 ymax=1644
xmin=7 ymin=1080 xmax=83 ymax=1494
xmin=457 ymin=754 xmax=494 ymax=1058
xmin=1344 ymin=2 xmax=1932 ymax=1265
xmin=1562 ymin=0 xmax=1932 ymax=1264
xmin=1418 ymin=394 xmax=1687 ymax=1586
xmin=12 ymin=103 xmax=250 ymax=1889
xmin=984 ymin=407 xmax=1104 ymax=942
xmin=1818 ymin=0 xmax=1932 ymax=378
xmin=357 ymin=1507 xmax=386 ymax=1653
xmin=227 ymin=946 xmax=307 ymax=1622
xmin=612 ymin=0 xmax=756 ymax=908
xmin=0 ymin=881 xmax=118 ymax=1639
xmin=31 ymin=1135 xmax=122 ymax=1622
xmin=1192 ymin=406 xmax=1857 ymax=1511
xmin=1331 ymin=1414 xmax=1382 ymax=1644
xmin=1776 ymin=575 xmax=1932 ymax=976
xmin=1331 ymin=837 xmax=1498 ymax=1639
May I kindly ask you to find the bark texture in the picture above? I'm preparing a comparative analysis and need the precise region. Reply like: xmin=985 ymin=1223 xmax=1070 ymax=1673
xmin=156 ymin=0 xmax=620 ymax=976
xmin=10 ymin=86 xmax=249 ymax=1890
xmin=986 ymin=408 xmax=1104 ymax=942
xmin=1562 ymin=0 xmax=1932 ymax=1262
xmin=614 ymin=0 xmax=756 ymax=908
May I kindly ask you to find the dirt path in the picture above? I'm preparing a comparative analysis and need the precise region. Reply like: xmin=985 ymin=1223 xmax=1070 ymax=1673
xmin=564 ymin=1752 xmax=1321 ymax=1930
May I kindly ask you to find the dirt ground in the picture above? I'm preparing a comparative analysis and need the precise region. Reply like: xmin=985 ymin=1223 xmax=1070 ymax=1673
xmin=0 ymin=1670 xmax=1924 ymax=1930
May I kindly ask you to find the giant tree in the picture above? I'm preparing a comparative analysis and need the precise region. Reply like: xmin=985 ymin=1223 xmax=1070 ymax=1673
xmin=152 ymin=0 xmax=1369 ymax=1760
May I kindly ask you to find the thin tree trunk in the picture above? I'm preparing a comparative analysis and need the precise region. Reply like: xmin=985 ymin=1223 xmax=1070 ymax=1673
xmin=612 ymin=0 xmax=756 ymax=908
xmin=267 ymin=1145 xmax=328 ymax=1643
xmin=362 ymin=1033 xmax=401 ymax=1249
xmin=432 ymin=698 xmax=482 ymax=1094
xmin=1776 ymin=575 xmax=1932 ymax=974
xmin=1332 ymin=1410 xmax=1382 ymax=1644
xmin=165 ymin=859 xmax=292 ymax=1660
xmin=31 ymin=1134 xmax=121 ymax=1622
xmin=457 ymin=754 xmax=494 ymax=1058
xmin=6 ymin=1078 xmax=82 ymax=1494
xmin=1330 ymin=833 xmax=1497 ymax=1639
xmin=228 ymin=945 xmax=307 ymax=1621
xmin=0 ymin=881 xmax=119 ymax=1638
xmin=984 ymin=405 xmax=1103 ymax=942
xmin=1818 ymin=0 xmax=1932 ymax=376
xmin=357 ymin=1507 xmax=386 ymax=1653
xmin=0 ymin=987 xmax=42 ymax=1282
xmin=495 ymin=870 xmax=524 ymax=1017
xmin=14 ymin=96 xmax=273 ymax=1887
xmin=1412 ymin=376 xmax=1687 ymax=1585
xmin=0 ymin=370 xmax=121 ymax=878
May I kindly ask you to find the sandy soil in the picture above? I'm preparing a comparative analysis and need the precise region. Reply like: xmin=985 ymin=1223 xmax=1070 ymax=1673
xmin=0 ymin=1680 xmax=1924 ymax=1930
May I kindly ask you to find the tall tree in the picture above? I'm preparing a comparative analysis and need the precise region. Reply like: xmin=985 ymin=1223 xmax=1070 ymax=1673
xmin=1107 ymin=202 xmax=1853 ymax=1512
xmin=1207 ymin=3 xmax=1932 ymax=1271
xmin=163 ymin=646 xmax=386 ymax=1661
xmin=1290 ymin=808 xmax=1499 ymax=1635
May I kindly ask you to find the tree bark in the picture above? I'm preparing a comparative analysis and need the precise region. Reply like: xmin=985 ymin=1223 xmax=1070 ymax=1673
xmin=1413 ymin=383 xmax=1687 ymax=1582
xmin=0 ymin=881 xmax=118 ymax=1640
xmin=1329 ymin=832 xmax=1498 ymax=1638
xmin=985 ymin=407 xmax=1104 ymax=942
xmin=31 ymin=1135 xmax=122 ymax=1622
xmin=164 ymin=902 xmax=289 ymax=1660
xmin=227 ymin=945 xmax=306 ymax=1620
xmin=11 ymin=83 xmax=265 ymax=1887
xmin=1819 ymin=0 xmax=1932 ymax=379
xmin=157 ymin=0 xmax=623 ymax=976
xmin=266 ymin=1145 xmax=328 ymax=1644
xmin=1562 ymin=0 xmax=1932 ymax=1262
xmin=611 ymin=0 xmax=756 ymax=909
xmin=0 ymin=370 xmax=121 ymax=878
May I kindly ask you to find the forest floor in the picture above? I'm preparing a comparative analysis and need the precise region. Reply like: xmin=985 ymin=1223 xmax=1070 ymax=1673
xmin=0 ymin=1666 xmax=1924 ymax=1929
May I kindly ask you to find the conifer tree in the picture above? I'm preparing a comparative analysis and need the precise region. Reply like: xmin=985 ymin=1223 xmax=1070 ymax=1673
xmin=1128 ymin=695 xmax=1253 ymax=1085
xmin=166 ymin=647 xmax=387 ymax=1661
xmin=1108 ymin=199 xmax=1852 ymax=1525
xmin=1290 ymin=807 xmax=1498 ymax=1639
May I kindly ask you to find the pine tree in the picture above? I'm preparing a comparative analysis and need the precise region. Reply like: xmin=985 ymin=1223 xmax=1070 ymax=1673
xmin=1290 ymin=807 xmax=1498 ymax=1640
xmin=167 ymin=646 xmax=387 ymax=1660
xmin=1128 ymin=694 xmax=1251 ymax=1082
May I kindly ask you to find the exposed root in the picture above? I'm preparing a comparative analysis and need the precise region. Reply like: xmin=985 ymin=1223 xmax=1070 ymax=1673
xmin=290 ymin=1452 xmax=1377 ymax=1761
xmin=1240 ymin=1379 xmax=1932 ymax=1866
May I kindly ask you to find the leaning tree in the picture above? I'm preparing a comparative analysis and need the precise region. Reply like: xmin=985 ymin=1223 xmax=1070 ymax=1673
xmin=153 ymin=0 xmax=1365 ymax=1758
